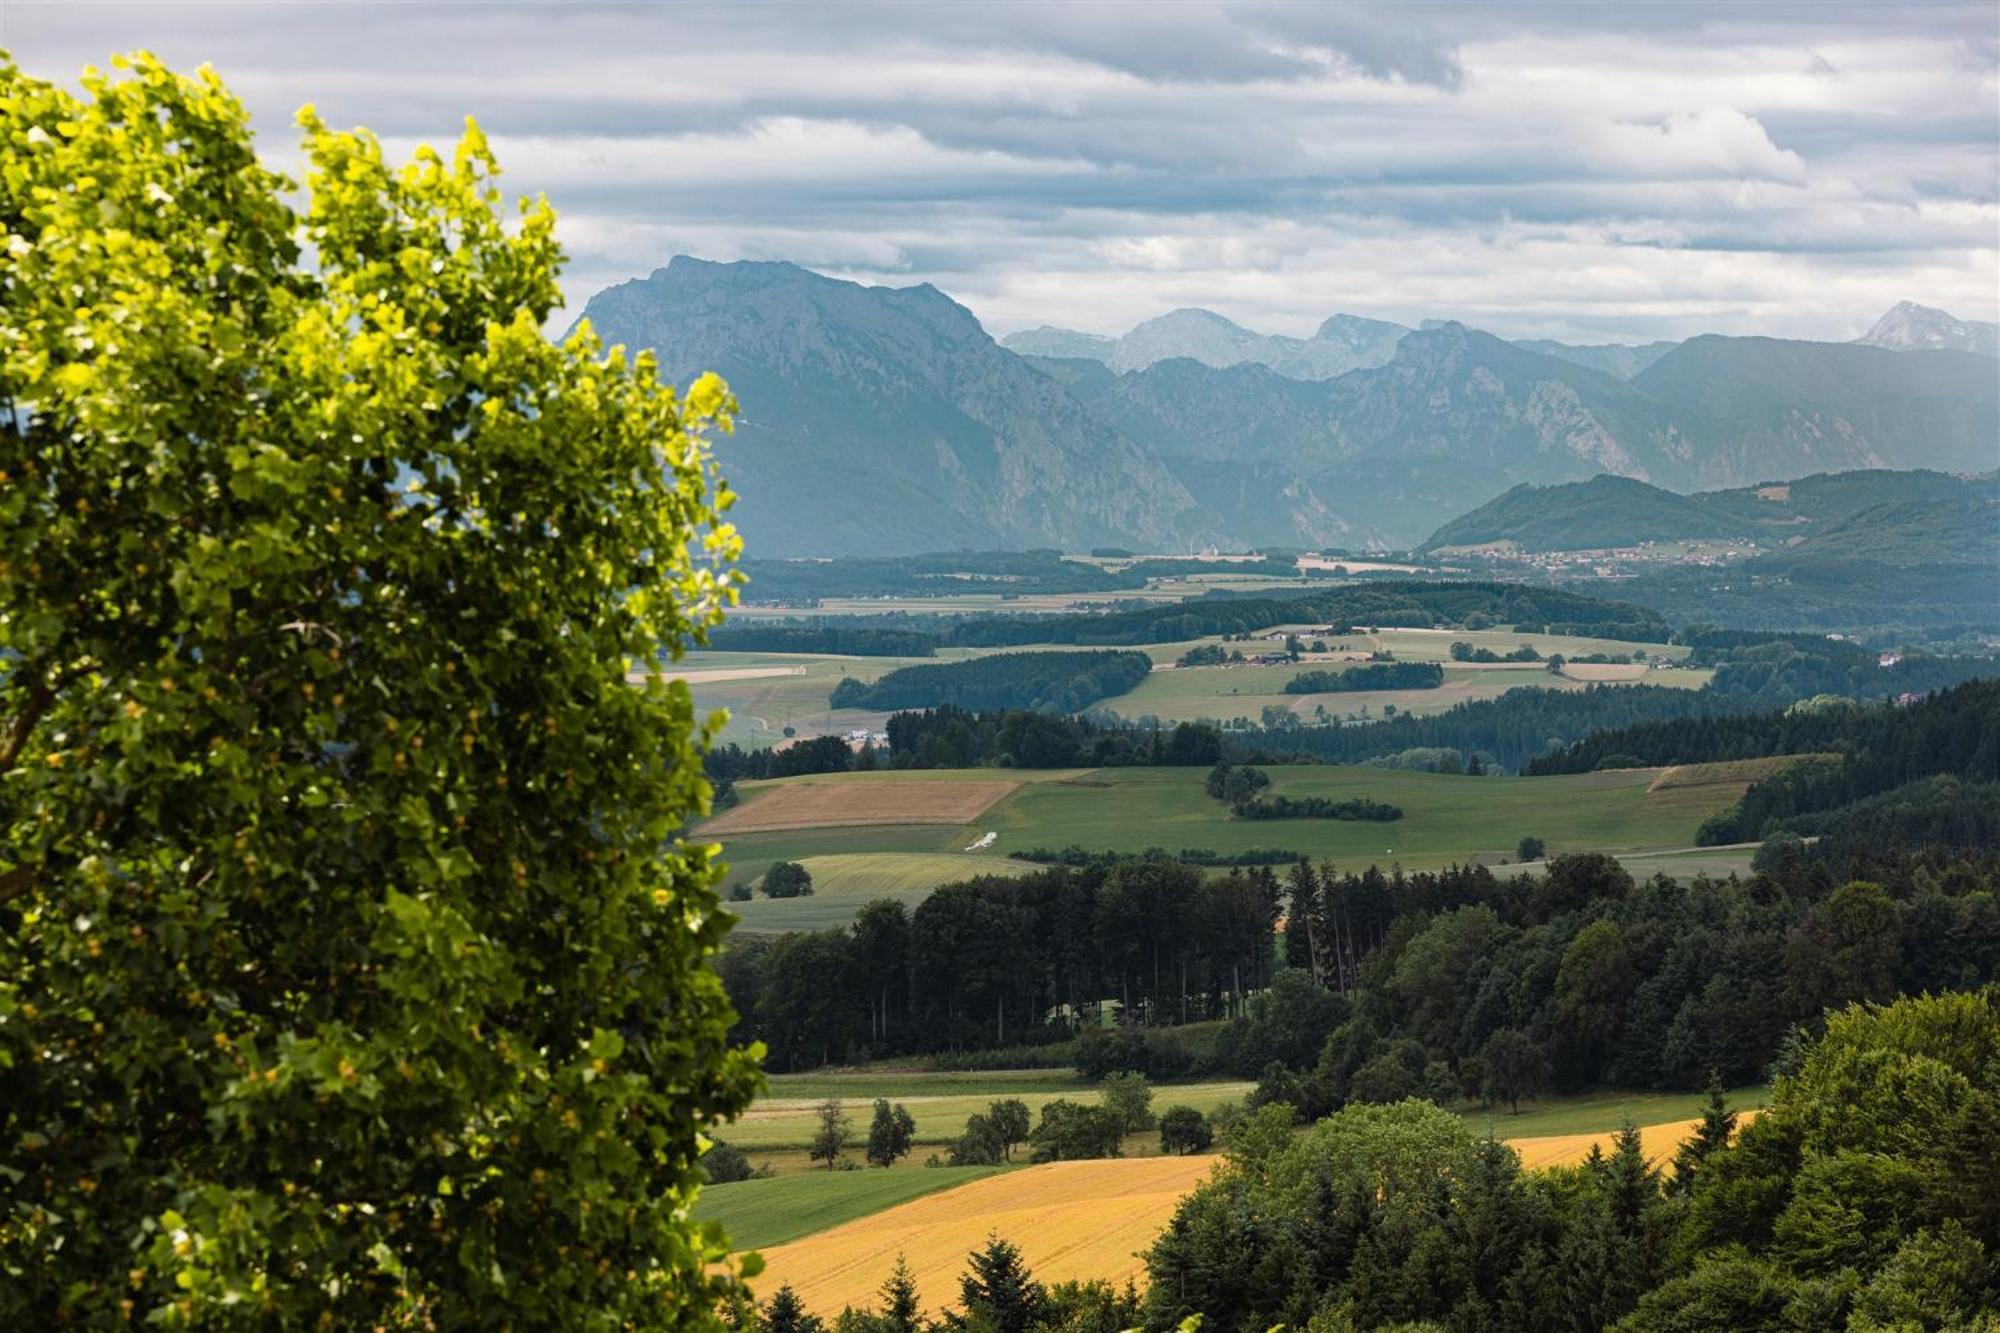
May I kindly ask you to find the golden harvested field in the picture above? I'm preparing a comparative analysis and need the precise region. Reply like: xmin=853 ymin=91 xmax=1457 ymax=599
xmin=750 ymin=1156 xmax=1217 ymax=1317
xmin=1507 ymin=1109 xmax=1762 ymax=1171
xmin=749 ymin=1112 xmax=1758 ymax=1316
xmin=703 ymin=779 xmax=1020 ymax=834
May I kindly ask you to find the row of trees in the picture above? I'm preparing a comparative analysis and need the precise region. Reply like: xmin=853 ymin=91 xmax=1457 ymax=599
xmin=829 ymin=650 xmax=1154 ymax=714
xmin=1284 ymin=662 xmax=1444 ymax=693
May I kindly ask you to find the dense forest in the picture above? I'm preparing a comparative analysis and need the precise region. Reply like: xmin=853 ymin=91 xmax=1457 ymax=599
xmin=1688 ymin=627 xmax=1996 ymax=702
xmin=717 ymin=845 xmax=1999 ymax=1086
xmin=1286 ymin=662 xmax=1444 ymax=693
xmin=828 ymin=650 xmax=1154 ymax=713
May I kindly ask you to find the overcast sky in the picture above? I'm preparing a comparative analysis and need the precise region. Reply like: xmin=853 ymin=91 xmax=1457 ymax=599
xmin=11 ymin=2 xmax=1998 ymax=343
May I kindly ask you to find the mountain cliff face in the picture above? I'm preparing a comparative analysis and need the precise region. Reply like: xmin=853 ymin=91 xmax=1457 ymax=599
xmin=570 ymin=259 xmax=1999 ymax=553
xmin=571 ymin=258 xmax=1219 ymax=556
xmin=1855 ymin=301 xmax=1998 ymax=357
xmin=1001 ymin=307 xmax=1410 ymax=380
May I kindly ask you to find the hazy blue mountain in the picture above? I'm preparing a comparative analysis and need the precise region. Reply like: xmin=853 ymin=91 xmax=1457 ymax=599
xmin=1511 ymin=338 xmax=1681 ymax=380
xmin=999 ymin=326 xmax=1118 ymax=360
xmin=1632 ymin=336 xmax=2000 ymax=479
xmin=570 ymin=258 xmax=1222 ymax=556
xmin=1855 ymin=301 xmax=1998 ymax=357
xmin=1001 ymin=307 xmax=1410 ymax=380
xmin=1420 ymin=475 xmax=1758 ymax=551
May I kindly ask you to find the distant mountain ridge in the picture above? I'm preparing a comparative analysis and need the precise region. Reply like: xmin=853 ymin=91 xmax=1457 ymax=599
xmin=570 ymin=259 xmax=2000 ymax=554
xmin=1003 ymin=308 xmax=1410 ymax=380
xmin=1855 ymin=301 xmax=1998 ymax=357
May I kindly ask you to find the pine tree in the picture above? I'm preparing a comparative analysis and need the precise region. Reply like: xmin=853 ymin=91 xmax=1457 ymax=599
xmin=959 ymin=1234 xmax=1045 ymax=1333
xmin=880 ymin=1255 xmax=921 ymax=1333
xmin=766 ymin=1284 xmax=826 ymax=1333
xmin=1668 ymin=1074 xmax=1737 ymax=1196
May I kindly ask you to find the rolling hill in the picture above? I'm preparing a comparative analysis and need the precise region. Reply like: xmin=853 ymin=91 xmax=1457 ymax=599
xmin=1421 ymin=475 xmax=1758 ymax=551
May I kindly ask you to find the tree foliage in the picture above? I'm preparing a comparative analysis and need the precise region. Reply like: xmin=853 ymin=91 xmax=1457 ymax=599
xmin=0 ymin=54 xmax=759 ymax=1328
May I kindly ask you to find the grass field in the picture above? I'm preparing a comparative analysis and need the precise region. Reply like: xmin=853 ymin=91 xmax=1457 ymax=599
xmin=698 ymin=1166 xmax=1007 ymax=1250
xmin=1456 ymin=1085 xmax=1769 ymax=1140
xmin=705 ymin=760 xmax=1784 ymax=929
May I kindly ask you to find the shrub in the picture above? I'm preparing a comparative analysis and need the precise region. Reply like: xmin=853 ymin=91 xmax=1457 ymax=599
xmin=1159 ymin=1106 xmax=1214 ymax=1155
xmin=763 ymin=860 xmax=815 ymax=898
xmin=1099 ymin=1071 xmax=1156 ymax=1132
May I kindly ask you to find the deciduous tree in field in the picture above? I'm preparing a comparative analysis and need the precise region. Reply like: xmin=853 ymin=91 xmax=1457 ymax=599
xmin=987 ymin=1097 xmax=1031 ymax=1160
xmin=865 ymin=1099 xmax=917 ymax=1167
xmin=763 ymin=859 xmax=816 ymax=898
xmin=0 ymin=54 xmax=758 ymax=1327
xmin=811 ymin=1099 xmax=855 ymax=1169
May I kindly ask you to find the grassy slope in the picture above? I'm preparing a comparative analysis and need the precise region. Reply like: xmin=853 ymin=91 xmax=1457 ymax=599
xmin=711 ymin=760 xmax=1776 ymax=930
xmin=699 ymin=1166 xmax=1007 ymax=1250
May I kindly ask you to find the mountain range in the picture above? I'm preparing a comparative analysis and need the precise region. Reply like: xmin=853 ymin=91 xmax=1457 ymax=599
xmin=569 ymin=258 xmax=1999 ymax=555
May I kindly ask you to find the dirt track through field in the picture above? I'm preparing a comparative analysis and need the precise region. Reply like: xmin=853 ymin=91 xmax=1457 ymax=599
xmin=746 ymin=1112 xmax=1761 ymax=1316
xmin=703 ymin=780 xmax=1020 ymax=834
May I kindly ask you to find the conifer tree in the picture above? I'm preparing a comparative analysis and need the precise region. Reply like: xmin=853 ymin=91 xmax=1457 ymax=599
xmin=879 ymin=1255 xmax=922 ymax=1333
xmin=1668 ymin=1075 xmax=1737 ymax=1196
xmin=959 ymin=1234 xmax=1045 ymax=1333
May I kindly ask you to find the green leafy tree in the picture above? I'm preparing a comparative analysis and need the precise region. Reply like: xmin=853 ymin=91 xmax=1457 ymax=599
xmin=1028 ymin=1101 xmax=1126 ymax=1162
xmin=959 ymin=1235 xmax=1046 ymax=1333
xmin=1478 ymin=1028 xmax=1550 ymax=1113
xmin=810 ymin=1099 xmax=853 ymax=1170
xmin=950 ymin=1112 xmax=1006 ymax=1167
xmin=1159 ymin=1106 xmax=1214 ymax=1155
xmin=0 ymin=53 xmax=759 ymax=1328
xmin=1099 ymin=1070 xmax=1156 ymax=1132
xmin=988 ymin=1098 xmax=1031 ymax=1160
xmin=866 ymin=1099 xmax=917 ymax=1168
xmin=763 ymin=860 xmax=815 ymax=898
xmin=1517 ymin=835 xmax=1546 ymax=862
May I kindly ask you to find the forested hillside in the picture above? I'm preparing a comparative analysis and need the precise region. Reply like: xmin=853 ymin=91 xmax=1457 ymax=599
xmin=1422 ymin=474 xmax=1757 ymax=551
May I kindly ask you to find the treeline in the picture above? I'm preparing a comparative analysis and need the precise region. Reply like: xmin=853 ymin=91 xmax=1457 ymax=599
xmin=947 ymin=582 xmax=1670 ymax=648
xmin=718 ymin=861 xmax=1284 ymax=1070
xmin=737 ymin=550 xmax=1140 ymax=603
xmin=1009 ymin=846 xmax=1305 ymax=867
xmin=1284 ymin=662 xmax=1443 ymax=693
xmin=880 ymin=708 xmax=1233 ymax=770
xmin=1243 ymin=684 xmax=1767 ymax=772
xmin=704 ymin=623 xmax=937 ymax=657
xmin=828 ymin=650 xmax=1152 ymax=713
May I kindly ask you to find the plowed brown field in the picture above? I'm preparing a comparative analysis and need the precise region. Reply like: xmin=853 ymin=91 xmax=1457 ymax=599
xmin=703 ymin=779 xmax=1019 ymax=834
